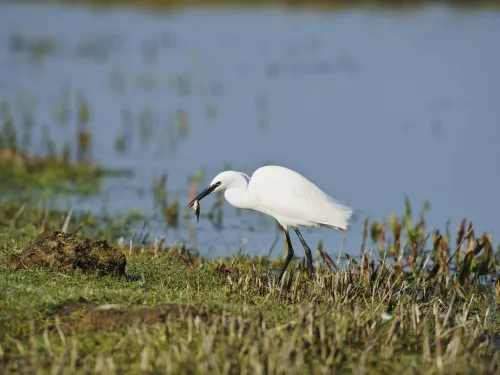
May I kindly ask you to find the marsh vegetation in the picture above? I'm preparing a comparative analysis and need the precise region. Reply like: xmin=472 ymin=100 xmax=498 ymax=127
xmin=1 ymin=192 xmax=500 ymax=373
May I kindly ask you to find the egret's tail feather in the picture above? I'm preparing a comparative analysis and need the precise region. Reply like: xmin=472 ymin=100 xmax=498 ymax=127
xmin=315 ymin=200 xmax=354 ymax=231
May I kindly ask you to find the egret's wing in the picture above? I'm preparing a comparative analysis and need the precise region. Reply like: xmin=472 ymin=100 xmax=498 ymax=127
xmin=248 ymin=166 xmax=353 ymax=230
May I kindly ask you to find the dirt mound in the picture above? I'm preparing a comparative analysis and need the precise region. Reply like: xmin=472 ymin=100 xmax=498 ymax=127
xmin=75 ymin=304 xmax=217 ymax=331
xmin=6 ymin=230 xmax=126 ymax=276
xmin=48 ymin=297 xmax=224 ymax=332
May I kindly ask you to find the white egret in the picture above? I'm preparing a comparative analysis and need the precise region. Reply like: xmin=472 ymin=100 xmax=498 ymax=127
xmin=186 ymin=165 xmax=353 ymax=282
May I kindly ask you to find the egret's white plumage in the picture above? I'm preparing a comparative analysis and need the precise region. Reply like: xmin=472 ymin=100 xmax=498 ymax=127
xmin=209 ymin=165 xmax=352 ymax=231
xmin=187 ymin=165 xmax=353 ymax=281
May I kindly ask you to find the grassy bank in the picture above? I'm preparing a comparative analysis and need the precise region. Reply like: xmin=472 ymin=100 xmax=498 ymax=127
xmin=1 ymin=193 xmax=500 ymax=373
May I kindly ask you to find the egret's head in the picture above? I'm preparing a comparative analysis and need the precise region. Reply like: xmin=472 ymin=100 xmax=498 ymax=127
xmin=186 ymin=171 xmax=246 ymax=208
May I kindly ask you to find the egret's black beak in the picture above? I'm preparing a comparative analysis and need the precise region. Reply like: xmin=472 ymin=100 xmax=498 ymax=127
xmin=186 ymin=182 xmax=221 ymax=208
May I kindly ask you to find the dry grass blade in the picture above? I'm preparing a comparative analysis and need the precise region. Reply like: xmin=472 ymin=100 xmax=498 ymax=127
xmin=318 ymin=248 xmax=339 ymax=272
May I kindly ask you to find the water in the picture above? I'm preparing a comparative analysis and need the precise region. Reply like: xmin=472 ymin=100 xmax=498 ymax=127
xmin=1 ymin=3 xmax=500 ymax=258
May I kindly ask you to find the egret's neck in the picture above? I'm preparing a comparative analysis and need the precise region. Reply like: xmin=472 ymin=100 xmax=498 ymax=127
xmin=224 ymin=176 xmax=250 ymax=209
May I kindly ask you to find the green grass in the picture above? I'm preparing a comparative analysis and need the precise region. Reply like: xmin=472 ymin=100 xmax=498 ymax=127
xmin=1 ymin=198 xmax=500 ymax=374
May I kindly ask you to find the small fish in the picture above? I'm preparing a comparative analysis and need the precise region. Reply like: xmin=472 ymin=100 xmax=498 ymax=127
xmin=193 ymin=199 xmax=200 ymax=223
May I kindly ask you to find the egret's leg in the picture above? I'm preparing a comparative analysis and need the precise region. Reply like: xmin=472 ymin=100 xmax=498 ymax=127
xmin=293 ymin=228 xmax=315 ymax=278
xmin=277 ymin=230 xmax=294 ymax=283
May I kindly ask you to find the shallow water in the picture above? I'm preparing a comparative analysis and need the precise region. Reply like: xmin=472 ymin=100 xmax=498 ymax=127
xmin=1 ymin=3 xmax=499 ymax=258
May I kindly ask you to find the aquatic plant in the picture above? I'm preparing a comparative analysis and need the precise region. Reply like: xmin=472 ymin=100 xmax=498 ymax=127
xmin=153 ymin=173 xmax=180 ymax=228
xmin=364 ymin=198 xmax=498 ymax=286
xmin=0 ymin=97 xmax=130 ymax=196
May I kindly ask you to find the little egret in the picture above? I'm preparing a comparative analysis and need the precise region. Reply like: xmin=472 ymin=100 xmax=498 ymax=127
xmin=186 ymin=165 xmax=353 ymax=282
